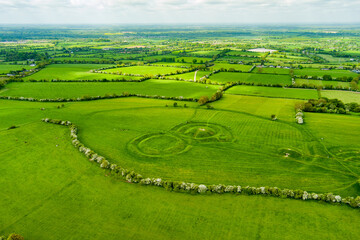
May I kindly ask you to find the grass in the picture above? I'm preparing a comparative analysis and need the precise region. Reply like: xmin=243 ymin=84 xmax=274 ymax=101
xmin=321 ymin=90 xmax=360 ymax=103
xmin=103 ymin=66 xmax=186 ymax=76
xmin=1 ymin=122 xmax=360 ymax=239
xmin=16 ymin=97 xmax=356 ymax=196
xmin=0 ymin=80 xmax=220 ymax=99
xmin=295 ymin=79 xmax=351 ymax=88
xmin=209 ymin=72 xmax=291 ymax=85
xmin=22 ymin=64 xmax=143 ymax=81
xmin=253 ymin=67 xmax=290 ymax=75
xmin=226 ymin=85 xmax=319 ymax=99
xmin=294 ymin=68 xmax=358 ymax=78
xmin=209 ymin=63 xmax=253 ymax=72
xmin=165 ymin=71 xmax=211 ymax=81
xmin=0 ymin=64 xmax=34 ymax=74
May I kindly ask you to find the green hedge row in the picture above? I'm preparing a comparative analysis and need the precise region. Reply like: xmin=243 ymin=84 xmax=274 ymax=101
xmin=42 ymin=118 xmax=360 ymax=209
xmin=0 ymin=93 xmax=198 ymax=103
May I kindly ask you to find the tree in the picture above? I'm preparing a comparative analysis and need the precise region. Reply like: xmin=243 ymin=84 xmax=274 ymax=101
xmin=7 ymin=234 xmax=24 ymax=240
xmin=192 ymin=59 xmax=197 ymax=64
xmin=198 ymin=96 xmax=209 ymax=105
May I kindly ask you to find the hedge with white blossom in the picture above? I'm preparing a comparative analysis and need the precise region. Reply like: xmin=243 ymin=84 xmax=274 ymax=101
xmin=0 ymin=93 xmax=198 ymax=103
xmin=42 ymin=118 xmax=360 ymax=209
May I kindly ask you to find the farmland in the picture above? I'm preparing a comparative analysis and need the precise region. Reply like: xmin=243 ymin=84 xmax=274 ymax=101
xmin=208 ymin=72 xmax=291 ymax=85
xmin=22 ymin=64 xmax=143 ymax=81
xmin=0 ymin=25 xmax=360 ymax=240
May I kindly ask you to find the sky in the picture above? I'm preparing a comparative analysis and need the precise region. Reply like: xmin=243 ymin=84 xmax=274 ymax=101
xmin=0 ymin=0 xmax=359 ymax=24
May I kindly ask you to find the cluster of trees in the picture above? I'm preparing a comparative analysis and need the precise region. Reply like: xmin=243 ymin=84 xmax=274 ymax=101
xmin=1 ymin=50 xmax=47 ymax=61
xmin=42 ymin=118 xmax=360 ymax=209
xmin=198 ymin=91 xmax=223 ymax=106
xmin=0 ymin=233 xmax=24 ymax=240
xmin=301 ymin=98 xmax=360 ymax=114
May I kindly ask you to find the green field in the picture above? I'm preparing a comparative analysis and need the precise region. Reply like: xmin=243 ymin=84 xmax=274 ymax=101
xmin=226 ymin=85 xmax=319 ymax=99
xmin=294 ymin=68 xmax=358 ymax=78
xmin=209 ymin=72 xmax=291 ymax=85
xmin=104 ymin=66 xmax=186 ymax=76
xmin=321 ymin=90 xmax=360 ymax=103
xmin=22 ymin=64 xmax=143 ymax=81
xmin=295 ymin=79 xmax=351 ymax=88
xmin=0 ymin=64 xmax=35 ymax=74
xmin=253 ymin=67 xmax=290 ymax=75
xmin=1 ymin=119 xmax=359 ymax=239
xmin=0 ymin=80 xmax=220 ymax=99
xmin=166 ymin=71 xmax=211 ymax=81
xmin=209 ymin=63 xmax=253 ymax=72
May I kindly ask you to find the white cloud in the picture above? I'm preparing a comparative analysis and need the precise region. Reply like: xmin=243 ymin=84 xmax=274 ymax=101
xmin=0 ymin=0 xmax=359 ymax=23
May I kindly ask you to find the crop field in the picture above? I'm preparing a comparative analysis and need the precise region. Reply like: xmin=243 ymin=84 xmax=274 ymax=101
xmin=208 ymin=72 xmax=291 ymax=85
xmin=0 ymin=80 xmax=219 ymax=99
xmin=22 ymin=64 xmax=143 ymax=81
xmin=1 ymin=26 xmax=360 ymax=240
xmin=103 ymin=66 xmax=186 ymax=76
xmin=226 ymin=85 xmax=319 ymax=99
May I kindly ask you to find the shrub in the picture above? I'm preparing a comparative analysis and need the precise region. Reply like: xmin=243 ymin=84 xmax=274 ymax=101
xmin=7 ymin=234 xmax=24 ymax=240
xmin=7 ymin=125 xmax=17 ymax=130
xmin=173 ymin=102 xmax=178 ymax=107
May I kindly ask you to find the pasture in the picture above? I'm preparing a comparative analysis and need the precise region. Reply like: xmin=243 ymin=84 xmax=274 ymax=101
xmin=1 ymin=119 xmax=359 ymax=239
xmin=253 ymin=67 xmax=290 ymax=75
xmin=103 ymin=65 xmax=186 ymax=76
xmin=22 ymin=64 xmax=143 ymax=81
xmin=295 ymin=79 xmax=351 ymax=88
xmin=294 ymin=68 xmax=358 ymax=78
xmin=226 ymin=85 xmax=319 ymax=99
xmin=0 ymin=80 xmax=219 ymax=99
xmin=209 ymin=72 xmax=291 ymax=85
xmin=209 ymin=63 xmax=253 ymax=72
xmin=0 ymin=64 xmax=35 ymax=74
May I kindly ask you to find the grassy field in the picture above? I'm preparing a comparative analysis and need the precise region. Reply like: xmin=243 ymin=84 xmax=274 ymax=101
xmin=0 ymin=64 xmax=35 ymax=74
xmin=209 ymin=63 xmax=253 ymax=72
xmin=295 ymin=79 xmax=351 ymax=88
xmin=166 ymin=71 xmax=211 ymax=81
xmin=253 ymin=67 xmax=290 ymax=75
xmin=321 ymin=90 xmax=360 ymax=103
xmin=1 ymin=120 xmax=360 ymax=239
xmin=294 ymin=68 xmax=358 ymax=78
xmin=226 ymin=85 xmax=319 ymax=99
xmin=209 ymin=72 xmax=291 ymax=85
xmin=22 ymin=64 xmax=143 ymax=81
xmin=103 ymin=66 xmax=186 ymax=76
xmin=0 ymin=80 xmax=220 ymax=99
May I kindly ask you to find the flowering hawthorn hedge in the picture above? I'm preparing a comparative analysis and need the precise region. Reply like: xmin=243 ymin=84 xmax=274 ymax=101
xmin=0 ymin=93 xmax=198 ymax=103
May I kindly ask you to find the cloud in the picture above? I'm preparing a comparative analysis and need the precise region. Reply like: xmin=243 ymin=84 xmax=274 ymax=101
xmin=0 ymin=0 xmax=359 ymax=24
